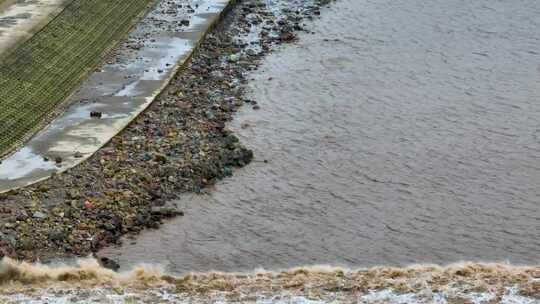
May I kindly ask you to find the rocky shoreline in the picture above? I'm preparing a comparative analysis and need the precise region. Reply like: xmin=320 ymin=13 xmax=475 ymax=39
xmin=0 ymin=0 xmax=333 ymax=262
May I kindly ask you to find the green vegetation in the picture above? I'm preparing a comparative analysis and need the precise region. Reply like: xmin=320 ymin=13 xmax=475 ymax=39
xmin=0 ymin=0 xmax=155 ymax=157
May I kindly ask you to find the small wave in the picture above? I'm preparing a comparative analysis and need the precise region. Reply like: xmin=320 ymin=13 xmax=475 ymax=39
xmin=0 ymin=258 xmax=537 ymax=303
xmin=0 ymin=257 xmax=164 ymax=287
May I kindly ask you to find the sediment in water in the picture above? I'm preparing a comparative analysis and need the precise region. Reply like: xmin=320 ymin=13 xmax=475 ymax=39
xmin=0 ymin=258 xmax=536 ymax=303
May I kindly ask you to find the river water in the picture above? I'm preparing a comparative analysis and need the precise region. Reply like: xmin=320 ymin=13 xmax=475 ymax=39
xmin=101 ymin=0 xmax=540 ymax=272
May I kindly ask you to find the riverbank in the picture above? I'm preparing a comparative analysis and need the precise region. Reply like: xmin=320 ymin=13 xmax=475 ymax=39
xmin=0 ymin=0 xmax=332 ymax=261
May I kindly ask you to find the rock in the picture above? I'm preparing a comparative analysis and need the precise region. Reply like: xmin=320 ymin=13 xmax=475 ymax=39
xmin=211 ymin=70 xmax=224 ymax=78
xmin=104 ymin=223 xmax=116 ymax=232
xmin=99 ymin=257 xmax=120 ymax=272
xmin=70 ymin=200 xmax=80 ymax=208
xmin=15 ymin=211 xmax=28 ymax=221
xmin=246 ymin=49 xmax=258 ymax=56
xmin=37 ymin=184 xmax=50 ymax=192
xmin=228 ymin=54 xmax=241 ymax=62
xmin=74 ymin=151 xmax=83 ymax=158
xmin=154 ymin=153 xmax=168 ymax=163
xmin=280 ymin=32 xmax=296 ymax=42
xmin=84 ymin=200 xmax=94 ymax=209
xmin=136 ymin=214 xmax=147 ymax=225
xmin=231 ymin=148 xmax=254 ymax=166
xmin=19 ymin=238 xmax=34 ymax=250
xmin=90 ymin=111 xmax=102 ymax=118
xmin=223 ymin=135 xmax=239 ymax=149
xmin=68 ymin=190 xmax=81 ymax=199
xmin=48 ymin=229 xmax=65 ymax=242
xmin=205 ymin=110 xmax=216 ymax=119
xmin=63 ymin=207 xmax=73 ymax=219
xmin=3 ymin=222 xmax=16 ymax=229
xmin=54 ymin=156 xmax=63 ymax=164
xmin=223 ymin=166 xmax=233 ymax=177
xmin=32 ymin=211 xmax=48 ymax=219
xmin=150 ymin=207 xmax=184 ymax=217
xmin=142 ymin=153 xmax=152 ymax=161
xmin=1 ymin=234 xmax=17 ymax=248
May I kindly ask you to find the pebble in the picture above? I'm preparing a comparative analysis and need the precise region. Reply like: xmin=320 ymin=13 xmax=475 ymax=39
xmin=90 ymin=111 xmax=102 ymax=118
xmin=32 ymin=212 xmax=48 ymax=220
xmin=4 ymin=223 xmax=16 ymax=229
xmin=98 ymin=257 xmax=120 ymax=271
xmin=48 ymin=229 xmax=65 ymax=242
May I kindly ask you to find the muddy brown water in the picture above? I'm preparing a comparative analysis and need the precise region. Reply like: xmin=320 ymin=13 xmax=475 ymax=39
xmin=102 ymin=0 xmax=540 ymax=273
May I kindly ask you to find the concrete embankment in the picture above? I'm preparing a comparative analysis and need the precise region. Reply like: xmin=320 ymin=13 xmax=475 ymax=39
xmin=0 ymin=0 xmax=70 ymax=57
xmin=0 ymin=0 xmax=232 ymax=193
xmin=0 ymin=0 xmax=159 ymax=159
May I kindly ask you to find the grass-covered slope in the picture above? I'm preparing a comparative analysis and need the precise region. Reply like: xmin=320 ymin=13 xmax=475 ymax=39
xmin=0 ymin=0 xmax=155 ymax=157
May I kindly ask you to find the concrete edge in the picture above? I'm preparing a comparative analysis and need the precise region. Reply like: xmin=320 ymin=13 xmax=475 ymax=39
xmin=0 ymin=0 xmax=236 ymax=194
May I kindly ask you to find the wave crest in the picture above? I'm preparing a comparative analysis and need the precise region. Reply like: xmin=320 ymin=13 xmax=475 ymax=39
xmin=0 ymin=258 xmax=536 ymax=303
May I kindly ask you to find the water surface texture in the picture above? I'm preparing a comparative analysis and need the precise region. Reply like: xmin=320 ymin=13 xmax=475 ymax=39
xmin=103 ymin=0 xmax=540 ymax=272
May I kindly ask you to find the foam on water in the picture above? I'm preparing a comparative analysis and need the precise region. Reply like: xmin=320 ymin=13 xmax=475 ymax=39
xmin=0 ymin=258 xmax=536 ymax=303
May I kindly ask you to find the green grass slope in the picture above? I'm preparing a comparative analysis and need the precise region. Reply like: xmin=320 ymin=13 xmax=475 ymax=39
xmin=0 ymin=0 xmax=155 ymax=157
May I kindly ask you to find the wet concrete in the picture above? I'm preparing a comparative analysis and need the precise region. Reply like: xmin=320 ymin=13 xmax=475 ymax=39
xmin=0 ymin=0 xmax=71 ymax=57
xmin=0 ymin=0 xmax=232 ymax=193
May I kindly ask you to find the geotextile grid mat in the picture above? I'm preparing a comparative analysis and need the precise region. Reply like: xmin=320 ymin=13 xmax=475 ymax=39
xmin=0 ymin=0 xmax=155 ymax=158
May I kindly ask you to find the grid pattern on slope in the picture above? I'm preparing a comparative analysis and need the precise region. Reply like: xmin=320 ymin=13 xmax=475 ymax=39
xmin=0 ymin=0 xmax=154 ymax=157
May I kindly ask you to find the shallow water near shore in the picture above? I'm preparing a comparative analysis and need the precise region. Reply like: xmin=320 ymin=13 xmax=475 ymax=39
xmin=102 ymin=0 xmax=540 ymax=271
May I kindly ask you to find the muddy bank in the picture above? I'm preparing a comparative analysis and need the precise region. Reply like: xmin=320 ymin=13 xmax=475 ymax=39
xmin=0 ymin=0 xmax=332 ymax=261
